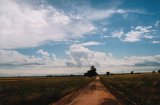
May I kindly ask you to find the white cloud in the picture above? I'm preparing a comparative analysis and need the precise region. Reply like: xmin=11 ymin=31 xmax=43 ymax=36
xmin=152 ymin=41 xmax=160 ymax=44
xmin=66 ymin=44 xmax=113 ymax=67
xmin=112 ymin=29 xmax=124 ymax=39
xmin=0 ymin=47 xmax=160 ymax=69
xmin=82 ymin=9 xmax=127 ymax=20
xmin=36 ymin=49 xmax=66 ymax=67
xmin=122 ymin=14 xmax=128 ymax=19
xmin=144 ymin=35 xmax=154 ymax=39
xmin=37 ymin=49 xmax=50 ymax=57
xmin=102 ymin=28 xmax=107 ymax=32
xmin=84 ymin=9 xmax=118 ymax=20
xmin=0 ymin=50 xmax=43 ymax=66
xmin=155 ymin=20 xmax=160 ymax=27
xmin=124 ymin=26 xmax=153 ymax=42
xmin=0 ymin=0 xmax=152 ymax=49
xmin=123 ymin=55 xmax=160 ymax=66
xmin=0 ymin=49 xmax=66 ymax=67
xmin=124 ymin=31 xmax=142 ymax=42
xmin=102 ymin=29 xmax=124 ymax=39
xmin=66 ymin=44 xmax=160 ymax=67
xmin=101 ymin=35 xmax=112 ymax=38
xmin=79 ymin=41 xmax=104 ymax=46
xmin=80 ymin=8 xmax=147 ymax=20
xmin=111 ymin=26 xmax=153 ymax=42
xmin=0 ymin=0 xmax=95 ymax=49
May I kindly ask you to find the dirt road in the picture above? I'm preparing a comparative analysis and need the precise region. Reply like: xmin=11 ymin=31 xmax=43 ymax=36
xmin=52 ymin=77 xmax=121 ymax=105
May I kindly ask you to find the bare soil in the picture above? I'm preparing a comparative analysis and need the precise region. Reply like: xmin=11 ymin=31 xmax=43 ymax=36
xmin=51 ymin=77 xmax=121 ymax=105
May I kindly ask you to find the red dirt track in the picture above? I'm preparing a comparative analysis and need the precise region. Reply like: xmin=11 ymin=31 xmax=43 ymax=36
xmin=52 ymin=77 xmax=121 ymax=105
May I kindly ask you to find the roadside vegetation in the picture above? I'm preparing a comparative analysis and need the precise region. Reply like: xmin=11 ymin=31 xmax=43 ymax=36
xmin=100 ymin=73 xmax=160 ymax=105
xmin=0 ymin=76 xmax=93 ymax=105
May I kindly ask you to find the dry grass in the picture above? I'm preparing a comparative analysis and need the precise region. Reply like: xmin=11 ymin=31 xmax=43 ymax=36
xmin=0 ymin=76 xmax=93 ymax=105
xmin=100 ymin=73 xmax=160 ymax=105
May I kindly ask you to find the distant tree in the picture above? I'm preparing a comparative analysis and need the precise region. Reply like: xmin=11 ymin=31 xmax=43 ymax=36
xmin=46 ymin=75 xmax=53 ymax=77
xmin=111 ymin=73 xmax=114 ymax=75
xmin=106 ymin=72 xmax=110 ymax=76
xmin=158 ymin=69 xmax=160 ymax=73
xmin=131 ymin=71 xmax=134 ymax=74
xmin=70 ymin=74 xmax=74 ymax=77
xmin=153 ymin=70 xmax=155 ymax=74
xmin=84 ymin=66 xmax=98 ymax=77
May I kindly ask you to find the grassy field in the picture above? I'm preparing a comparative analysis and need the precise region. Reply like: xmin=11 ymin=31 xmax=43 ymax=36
xmin=0 ymin=76 xmax=93 ymax=105
xmin=100 ymin=73 xmax=160 ymax=105
xmin=1 ymin=73 xmax=159 ymax=105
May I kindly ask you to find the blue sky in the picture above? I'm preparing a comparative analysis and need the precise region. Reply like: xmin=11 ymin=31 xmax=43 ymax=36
xmin=0 ymin=0 xmax=160 ymax=76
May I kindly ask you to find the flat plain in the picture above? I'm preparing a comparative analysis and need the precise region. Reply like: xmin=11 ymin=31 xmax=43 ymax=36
xmin=0 ymin=73 xmax=160 ymax=105
xmin=0 ymin=76 xmax=93 ymax=105
xmin=101 ymin=73 xmax=160 ymax=105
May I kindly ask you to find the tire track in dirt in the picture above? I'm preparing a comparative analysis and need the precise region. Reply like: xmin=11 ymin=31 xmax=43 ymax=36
xmin=51 ymin=77 xmax=121 ymax=105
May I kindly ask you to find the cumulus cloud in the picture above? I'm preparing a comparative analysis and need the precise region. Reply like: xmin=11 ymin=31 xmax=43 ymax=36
xmin=65 ymin=44 xmax=160 ymax=67
xmin=0 ymin=0 xmax=95 ymax=49
xmin=0 ymin=47 xmax=160 ymax=69
xmin=0 ymin=50 xmax=43 ymax=66
xmin=66 ymin=44 xmax=113 ymax=67
xmin=0 ymin=0 xmax=159 ymax=71
xmin=37 ymin=49 xmax=50 ymax=57
xmin=0 ymin=49 xmax=66 ymax=67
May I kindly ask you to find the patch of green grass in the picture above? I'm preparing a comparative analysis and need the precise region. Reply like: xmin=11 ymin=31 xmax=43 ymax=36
xmin=100 ymin=73 xmax=160 ymax=105
xmin=0 ymin=76 xmax=93 ymax=105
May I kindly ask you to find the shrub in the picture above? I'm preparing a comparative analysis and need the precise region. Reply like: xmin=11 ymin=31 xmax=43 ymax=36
xmin=152 ymin=70 xmax=155 ymax=73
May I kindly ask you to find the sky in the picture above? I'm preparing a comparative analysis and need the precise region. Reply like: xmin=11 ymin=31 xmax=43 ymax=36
xmin=0 ymin=0 xmax=160 ymax=76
